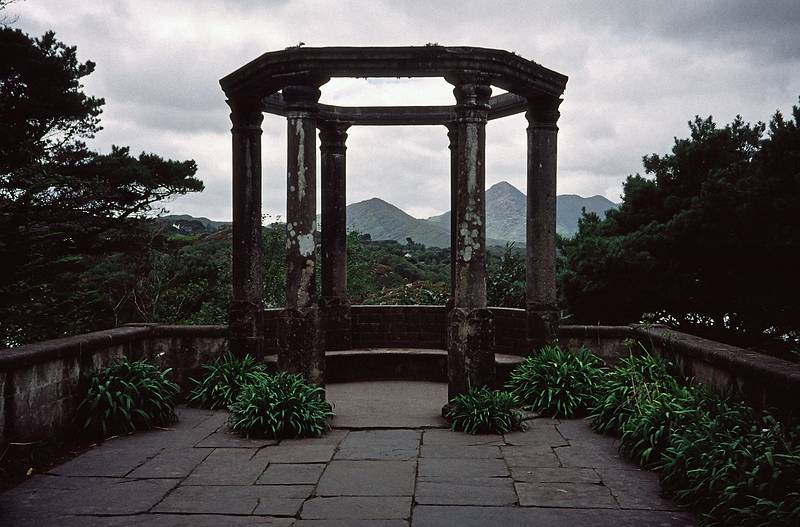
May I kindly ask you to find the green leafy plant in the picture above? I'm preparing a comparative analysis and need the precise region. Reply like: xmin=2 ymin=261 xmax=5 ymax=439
xmin=588 ymin=340 xmax=679 ymax=434
xmin=79 ymin=357 xmax=179 ymax=438
xmin=658 ymin=398 xmax=800 ymax=526
xmin=447 ymin=387 xmax=525 ymax=435
xmin=506 ymin=344 xmax=604 ymax=418
xmin=228 ymin=372 xmax=334 ymax=438
xmin=188 ymin=352 xmax=267 ymax=409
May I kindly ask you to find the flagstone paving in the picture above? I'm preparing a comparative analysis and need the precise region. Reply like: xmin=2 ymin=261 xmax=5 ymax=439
xmin=0 ymin=381 xmax=695 ymax=526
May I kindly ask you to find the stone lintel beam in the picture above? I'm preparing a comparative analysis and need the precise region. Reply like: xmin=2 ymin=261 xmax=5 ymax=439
xmin=260 ymin=92 xmax=527 ymax=126
xmin=228 ymin=97 xmax=264 ymax=359
xmin=320 ymin=121 xmax=352 ymax=351
xmin=280 ymin=83 xmax=325 ymax=384
xmin=525 ymin=96 xmax=562 ymax=350
xmin=446 ymin=74 xmax=495 ymax=398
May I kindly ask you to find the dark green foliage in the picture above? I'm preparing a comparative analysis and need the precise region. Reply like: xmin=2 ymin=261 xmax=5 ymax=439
xmin=79 ymin=357 xmax=179 ymax=438
xmin=559 ymin=102 xmax=800 ymax=348
xmin=188 ymin=353 xmax=267 ymax=410
xmin=506 ymin=345 xmax=604 ymax=418
xmin=447 ymin=387 xmax=525 ymax=435
xmin=588 ymin=340 xmax=679 ymax=434
xmin=0 ymin=27 xmax=202 ymax=346
xmin=486 ymin=244 xmax=526 ymax=309
xmin=589 ymin=342 xmax=800 ymax=525
xmin=228 ymin=372 xmax=334 ymax=439
xmin=659 ymin=402 xmax=800 ymax=526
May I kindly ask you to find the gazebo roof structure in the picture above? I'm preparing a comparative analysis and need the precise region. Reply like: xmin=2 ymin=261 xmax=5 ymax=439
xmin=220 ymin=45 xmax=567 ymax=400
xmin=219 ymin=46 xmax=567 ymax=100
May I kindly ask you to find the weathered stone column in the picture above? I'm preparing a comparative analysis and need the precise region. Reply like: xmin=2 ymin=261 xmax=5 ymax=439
xmin=525 ymin=97 xmax=562 ymax=350
xmin=279 ymin=84 xmax=325 ymax=384
xmin=228 ymin=97 xmax=264 ymax=360
xmin=320 ymin=121 xmax=351 ymax=351
xmin=446 ymin=75 xmax=495 ymax=400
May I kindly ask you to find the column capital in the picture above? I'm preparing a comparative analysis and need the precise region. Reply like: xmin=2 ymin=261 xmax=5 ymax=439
xmin=319 ymin=121 xmax=350 ymax=152
xmin=526 ymin=96 xmax=562 ymax=130
xmin=448 ymin=73 xmax=492 ymax=123
xmin=283 ymin=82 xmax=323 ymax=114
xmin=227 ymin=97 xmax=264 ymax=132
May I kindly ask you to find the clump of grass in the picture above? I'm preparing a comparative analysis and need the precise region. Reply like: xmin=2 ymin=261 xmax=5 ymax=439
xmin=79 ymin=357 xmax=179 ymax=438
xmin=506 ymin=344 xmax=604 ymax=418
xmin=188 ymin=352 xmax=267 ymax=409
xmin=228 ymin=372 xmax=334 ymax=439
xmin=447 ymin=386 xmax=525 ymax=435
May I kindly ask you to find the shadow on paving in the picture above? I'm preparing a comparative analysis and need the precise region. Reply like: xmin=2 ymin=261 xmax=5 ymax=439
xmin=0 ymin=381 xmax=695 ymax=527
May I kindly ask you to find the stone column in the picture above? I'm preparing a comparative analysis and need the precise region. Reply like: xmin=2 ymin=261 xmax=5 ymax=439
xmin=525 ymin=97 xmax=562 ymax=350
xmin=279 ymin=84 xmax=325 ymax=385
xmin=228 ymin=97 xmax=264 ymax=360
xmin=320 ymin=121 xmax=352 ymax=351
xmin=446 ymin=75 xmax=495 ymax=400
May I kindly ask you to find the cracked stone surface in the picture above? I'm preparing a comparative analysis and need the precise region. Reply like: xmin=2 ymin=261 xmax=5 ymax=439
xmin=0 ymin=381 xmax=695 ymax=526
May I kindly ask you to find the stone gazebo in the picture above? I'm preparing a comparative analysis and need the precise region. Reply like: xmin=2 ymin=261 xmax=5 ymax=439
xmin=219 ymin=46 xmax=568 ymax=398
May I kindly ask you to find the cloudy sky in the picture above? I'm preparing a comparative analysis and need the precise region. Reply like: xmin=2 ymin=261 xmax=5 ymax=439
xmin=8 ymin=0 xmax=800 ymax=220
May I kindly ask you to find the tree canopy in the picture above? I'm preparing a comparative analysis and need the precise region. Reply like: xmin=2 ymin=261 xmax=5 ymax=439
xmin=0 ymin=27 xmax=203 ymax=346
xmin=559 ymin=102 xmax=800 ymax=348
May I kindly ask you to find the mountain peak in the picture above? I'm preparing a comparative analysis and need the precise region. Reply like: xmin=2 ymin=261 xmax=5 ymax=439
xmin=487 ymin=181 xmax=522 ymax=194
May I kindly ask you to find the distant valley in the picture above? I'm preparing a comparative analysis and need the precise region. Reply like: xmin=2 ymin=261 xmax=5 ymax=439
xmin=163 ymin=181 xmax=618 ymax=248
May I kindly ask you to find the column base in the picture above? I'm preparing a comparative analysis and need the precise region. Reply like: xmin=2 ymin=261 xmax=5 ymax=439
xmin=228 ymin=300 xmax=264 ymax=360
xmin=526 ymin=307 xmax=559 ymax=352
xmin=321 ymin=297 xmax=351 ymax=351
xmin=446 ymin=307 xmax=495 ymax=401
xmin=279 ymin=306 xmax=325 ymax=385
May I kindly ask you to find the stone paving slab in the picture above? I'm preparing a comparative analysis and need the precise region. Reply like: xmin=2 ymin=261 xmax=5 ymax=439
xmin=0 ymin=382 xmax=694 ymax=526
xmin=182 ymin=447 xmax=267 ymax=485
xmin=334 ymin=430 xmax=420 ymax=461
xmin=257 ymin=443 xmax=338 ymax=463
xmin=510 ymin=466 xmax=601 ymax=484
xmin=153 ymin=484 xmax=313 ymax=515
xmin=327 ymin=381 xmax=448 ymax=428
xmin=598 ymin=467 xmax=683 ymax=510
xmin=516 ymin=481 xmax=619 ymax=508
xmin=415 ymin=479 xmax=518 ymax=506
xmin=295 ymin=521 xmax=408 ymax=527
xmin=257 ymin=463 xmax=326 ymax=485
xmin=316 ymin=460 xmax=417 ymax=496
xmin=301 ymin=496 xmax=413 ymax=519
xmin=412 ymin=505 xmax=696 ymax=527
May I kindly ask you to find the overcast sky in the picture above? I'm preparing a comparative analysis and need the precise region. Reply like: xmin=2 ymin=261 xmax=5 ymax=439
xmin=8 ymin=0 xmax=800 ymax=220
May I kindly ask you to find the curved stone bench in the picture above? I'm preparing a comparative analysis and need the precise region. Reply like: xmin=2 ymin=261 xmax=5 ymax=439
xmin=264 ymin=348 xmax=524 ymax=384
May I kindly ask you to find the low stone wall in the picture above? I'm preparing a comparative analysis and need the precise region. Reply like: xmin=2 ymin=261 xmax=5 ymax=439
xmin=351 ymin=305 xmax=446 ymax=349
xmin=0 ymin=327 xmax=150 ymax=447
xmin=634 ymin=324 xmax=800 ymax=414
xmin=2 ymin=308 xmax=799 ymax=449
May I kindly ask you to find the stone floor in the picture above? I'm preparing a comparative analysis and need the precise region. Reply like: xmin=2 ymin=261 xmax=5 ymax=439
xmin=0 ymin=381 xmax=695 ymax=526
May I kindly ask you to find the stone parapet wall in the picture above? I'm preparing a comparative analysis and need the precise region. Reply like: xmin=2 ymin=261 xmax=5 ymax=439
xmin=634 ymin=324 xmax=800 ymax=414
xmin=350 ymin=305 xmax=446 ymax=349
xmin=2 ymin=309 xmax=799 ymax=449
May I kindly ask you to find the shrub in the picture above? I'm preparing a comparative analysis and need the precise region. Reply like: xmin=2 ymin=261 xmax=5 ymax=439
xmin=79 ymin=357 xmax=179 ymax=438
xmin=188 ymin=352 xmax=267 ymax=409
xmin=447 ymin=387 xmax=525 ymax=435
xmin=588 ymin=341 xmax=679 ymax=434
xmin=228 ymin=372 xmax=334 ymax=438
xmin=506 ymin=344 xmax=604 ymax=418
xmin=659 ymin=399 xmax=800 ymax=526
